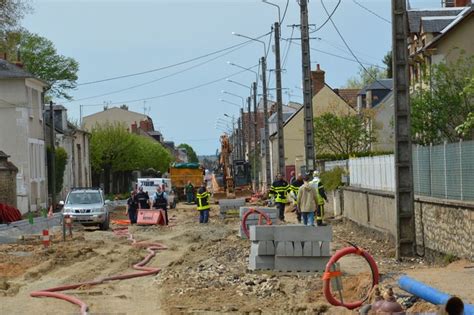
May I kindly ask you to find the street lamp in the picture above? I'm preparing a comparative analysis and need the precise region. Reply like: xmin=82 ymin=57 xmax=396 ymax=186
xmin=219 ymin=98 xmax=241 ymax=109
xmin=262 ymin=0 xmax=281 ymax=24
xmin=231 ymin=32 xmax=271 ymax=189
xmin=227 ymin=62 xmax=259 ymax=83
xmin=221 ymin=90 xmax=244 ymax=107
xmin=226 ymin=78 xmax=252 ymax=92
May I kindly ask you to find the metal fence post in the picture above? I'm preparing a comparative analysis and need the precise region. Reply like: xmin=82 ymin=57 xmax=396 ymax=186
xmin=444 ymin=141 xmax=448 ymax=199
xmin=429 ymin=143 xmax=433 ymax=197
xmin=459 ymin=139 xmax=463 ymax=200
xmin=416 ymin=145 xmax=421 ymax=195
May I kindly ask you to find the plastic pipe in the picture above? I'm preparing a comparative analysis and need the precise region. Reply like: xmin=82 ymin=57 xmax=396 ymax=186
xmin=241 ymin=208 xmax=272 ymax=239
xmin=399 ymin=275 xmax=474 ymax=315
xmin=323 ymin=246 xmax=379 ymax=310
xmin=31 ymin=227 xmax=167 ymax=315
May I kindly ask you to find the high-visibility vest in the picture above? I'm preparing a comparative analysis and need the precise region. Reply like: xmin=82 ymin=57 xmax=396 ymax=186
xmin=270 ymin=180 xmax=290 ymax=203
xmin=311 ymin=179 xmax=325 ymax=205
xmin=196 ymin=191 xmax=210 ymax=210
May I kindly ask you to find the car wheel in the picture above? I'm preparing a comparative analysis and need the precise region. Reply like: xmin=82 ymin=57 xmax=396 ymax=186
xmin=100 ymin=216 xmax=110 ymax=230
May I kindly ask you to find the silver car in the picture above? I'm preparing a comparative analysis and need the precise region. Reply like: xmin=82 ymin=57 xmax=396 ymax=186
xmin=62 ymin=188 xmax=111 ymax=230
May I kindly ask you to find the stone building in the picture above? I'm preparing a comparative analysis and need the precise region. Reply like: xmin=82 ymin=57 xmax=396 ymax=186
xmin=0 ymin=151 xmax=18 ymax=207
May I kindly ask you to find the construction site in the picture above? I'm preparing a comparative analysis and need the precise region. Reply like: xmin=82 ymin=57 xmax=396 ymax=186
xmin=0 ymin=197 xmax=472 ymax=314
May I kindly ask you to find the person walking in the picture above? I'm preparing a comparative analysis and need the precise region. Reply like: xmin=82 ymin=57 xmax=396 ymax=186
xmin=153 ymin=186 xmax=169 ymax=225
xmin=136 ymin=186 xmax=150 ymax=209
xmin=297 ymin=174 xmax=318 ymax=226
xmin=311 ymin=170 xmax=328 ymax=226
xmin=289 ymin=174 xmax=304 ymax=223
xmin=289 ymin=170 xmax=296 ymax=186
xmin=196 ymin=182 xmax=210 ymax=223
xmin=269 ymin=174 xmax=290 ymax=222
xmin=184 ymin=181 xmax=195 ymax=204
xmin=126 ymin=190 xmax=139 ymax=224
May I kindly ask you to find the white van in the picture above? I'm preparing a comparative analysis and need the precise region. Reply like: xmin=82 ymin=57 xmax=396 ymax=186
xmin=137 ymin=178 xmax=176 ymax=208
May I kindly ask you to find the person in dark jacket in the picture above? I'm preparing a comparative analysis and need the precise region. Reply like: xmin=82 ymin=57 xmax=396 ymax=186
xmin=196 ymin=182 xmax=210 ymax=223
xmin=135 ymin=186 xmax=150 ymax=209
xmin=269 ymin=174 xmax=290 ymax=222
xmin=126 ymin=190 xmax=139 ymax=224
xmin=153 ymin=186 xmax=169 ymax=225
xmin=184 ymin=181 xmax=195 ymax=204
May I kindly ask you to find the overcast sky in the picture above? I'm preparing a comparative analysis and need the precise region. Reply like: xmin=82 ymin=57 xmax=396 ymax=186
xmin=24 ymin=0 xmax=438 ymax=155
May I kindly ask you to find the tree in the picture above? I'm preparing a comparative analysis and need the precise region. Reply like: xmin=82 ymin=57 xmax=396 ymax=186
xmin=411 ymin=52 xmax=474 ymax=145
xmin=178 ymin=143 xmax=199 ymax=163
xmin=383 ymin=51 xmax=392 ymax=78
xmin=47 ymin=146 xmax=68 ymax=195
xmin=314 ymin=113 xmax=376 ymax=156
xmin=345 ymin=65 xmax=387 ymax=89
xmin=0 ymin=0 xmax=32 ymax=32
xmin=90 ymin=123 xmax=172 ymax=193
xmin=15 ymin=31 xmax=79 ymax=100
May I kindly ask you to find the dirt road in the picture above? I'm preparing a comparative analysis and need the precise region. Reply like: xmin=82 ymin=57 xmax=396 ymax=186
xmin=0 ymin=203 xmax=472 ymax=314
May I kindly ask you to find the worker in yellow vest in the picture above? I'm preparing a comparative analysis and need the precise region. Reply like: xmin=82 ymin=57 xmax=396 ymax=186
xmin=269 ymin=174 xmax=290 ymax=222
xmin=310 ymin=170 xmax=328 ymax=226
xmin=196 ymin=182 xmax=210 ymax=223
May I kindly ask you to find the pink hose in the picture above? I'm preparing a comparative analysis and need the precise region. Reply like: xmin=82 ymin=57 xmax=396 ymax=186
xmin=30 ymin=227 xmax=167 ymax=314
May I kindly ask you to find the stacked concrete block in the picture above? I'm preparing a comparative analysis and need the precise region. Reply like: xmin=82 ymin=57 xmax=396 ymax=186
xmin=238 ymin=206 xmax=278 ymax=239
xmin=219 ymin=198 xmax=246 ymax=218
xmin=248 ymin=225 xmax=333 ymax=272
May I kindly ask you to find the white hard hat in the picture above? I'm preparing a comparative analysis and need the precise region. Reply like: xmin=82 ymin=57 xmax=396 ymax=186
xmin=313 ymin=170 xmax=320 ymax=176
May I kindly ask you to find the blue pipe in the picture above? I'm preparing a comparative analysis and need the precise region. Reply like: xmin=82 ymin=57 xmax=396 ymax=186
xmin=399 ymin=275 xmax=474 ymax=315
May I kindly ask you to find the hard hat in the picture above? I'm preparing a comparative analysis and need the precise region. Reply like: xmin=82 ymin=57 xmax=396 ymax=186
xmin=313 ymin=170 xmax=320 ymax=177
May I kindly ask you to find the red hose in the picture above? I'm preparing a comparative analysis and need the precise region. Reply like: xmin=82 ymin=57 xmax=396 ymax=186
xmin=241 ymin=208 xmax=272 ymax=239
xmin=322 ymin=246 xmax=379 ymax=310
xmin=30 ymin=227 xmax=167 ymax=314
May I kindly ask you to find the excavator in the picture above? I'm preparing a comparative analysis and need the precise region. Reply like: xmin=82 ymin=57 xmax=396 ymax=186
xmin=211 ymin=134 xmax=252 ymax=199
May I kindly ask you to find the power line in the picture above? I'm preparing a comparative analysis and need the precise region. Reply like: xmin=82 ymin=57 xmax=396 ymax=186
xmin=80 ymin=65 xmax=259 ymax=107
xmin=282 ymin=38 xmax=386 ymax=69
xmin=320 ymin=0 xmax=391 ymax=89
xmin=282 ymin=26 xmax=295 ymax=69
xmin=352 ymin=0 xmax=391 ymax=24
xmin=310 ymin=0 xmax=341 ymax=33
xmin=77 ymin=33 xmax=270 ymax=86
xmin=68 ymin=40 xmax=252 ymax=103
xmin=280 ymin=0 xmax=290 ymax=24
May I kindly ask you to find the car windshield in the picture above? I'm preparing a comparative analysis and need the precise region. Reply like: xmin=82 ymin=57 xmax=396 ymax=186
xmin=66 ymin=192 xmax=102 ymax=205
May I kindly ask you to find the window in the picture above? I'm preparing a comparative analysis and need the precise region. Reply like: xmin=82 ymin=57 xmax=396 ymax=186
xmin=28 ymin=139 xmax=46 ymax=181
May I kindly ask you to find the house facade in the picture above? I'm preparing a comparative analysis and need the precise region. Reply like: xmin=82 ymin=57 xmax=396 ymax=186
xmin=83 ymin=106 xmax=154 ymax=132
xmin=0 ymin=59 xmax=49 ymax=213
xmin=45 ymin=105 xmax=92 ymax=200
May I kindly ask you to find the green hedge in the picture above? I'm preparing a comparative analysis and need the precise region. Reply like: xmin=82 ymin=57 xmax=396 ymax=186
xmin=320 ymin=167 xmax=346 ymax=191
xmin=316 ymin=150 xmax=393 ymax=161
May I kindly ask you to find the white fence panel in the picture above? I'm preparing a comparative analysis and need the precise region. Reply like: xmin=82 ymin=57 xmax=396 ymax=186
xmin=324 ymin=160 xmax=348 ymax=171
xmin=348 ymin=155 xmax=395 ymax=191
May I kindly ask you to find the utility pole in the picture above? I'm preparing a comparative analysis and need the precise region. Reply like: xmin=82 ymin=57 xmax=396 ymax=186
xmin=49 ymin=101 xmax=56 ymax=208
xmin=299 ymin=0 xmax=315 ymax=172
xmin=392 ymin=0 xmax=415 ymax=259
xmin=247 ymin=96 xmax=251 ymax=162
xmin=274 ymin=21 xmax=285 ymax=176
xmin=240 ymin=107 xmax=245 ymax=160
xmin=253 ymin=81 xmax=258 ymax=190
xmin=261 ymin=56 xmax=271 ymax=188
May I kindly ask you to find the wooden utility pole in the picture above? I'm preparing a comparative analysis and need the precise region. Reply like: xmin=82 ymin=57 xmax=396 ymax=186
xmin=299 ymin=0 xmax=315 ymax=172
xmin=240 ymin=107 xmax=245 ymax=160
xmin=274 ymin=21 xmax=285 ymax=176
xmin=392 ymin=0 xmax=415 ymax=259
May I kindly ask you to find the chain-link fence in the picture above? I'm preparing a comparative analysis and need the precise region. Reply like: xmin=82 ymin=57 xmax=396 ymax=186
xmin=413 ymin=140 xmax=474 ymax=201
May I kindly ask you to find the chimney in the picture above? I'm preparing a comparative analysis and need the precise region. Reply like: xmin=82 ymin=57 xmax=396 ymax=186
xmin=455 ymin=0 xmax=470 ymax=6
xmin=131 ymin=121 xmax=137 ymax=133
xmin=311 ymin=64 xmax=325 ymax=96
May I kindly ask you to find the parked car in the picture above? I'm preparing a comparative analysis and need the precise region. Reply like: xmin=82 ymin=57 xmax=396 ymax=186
xmin=61 ymin=187 xmax=111 ymax=230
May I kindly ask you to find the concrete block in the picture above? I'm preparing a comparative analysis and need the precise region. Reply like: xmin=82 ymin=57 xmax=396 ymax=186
xmin=273 ymin=225 xmax=333 ymax=242
xmin=294 ymin=241 xmax=303 ymax=256
xmin=249 ymin=225 xmax=275 ymax=241
xmin=274 ymin=256 xmax=329 ymax=272
xmin=303 ymin=241 xmax=312 ymax=256
xmin=275 ymin=241 xmax=286 ymax=256
xmin=320 ymin=241 xmax=330 ymax=256
xmin=250 ymin=241 xmax=267 ymax=256
xmin=266 ymin=241 xmax=275 ymax=255
xmin=245 ymin=213 xmax=278 ymax=221
xmin=285 ymin=241 xmax=294 ymax=256
xmin=312 ymin=241 xmax=321 ymax=256
xmin=248 ymin=255 xmax=275 ymax=270
xmin=239 ymin=206 xmax=278 ymax=218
